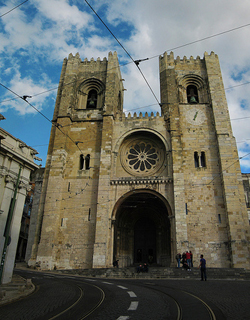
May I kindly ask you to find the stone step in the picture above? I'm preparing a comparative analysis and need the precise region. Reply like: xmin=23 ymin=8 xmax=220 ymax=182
xmin=57 ymin=267 xmax=250 ymax=280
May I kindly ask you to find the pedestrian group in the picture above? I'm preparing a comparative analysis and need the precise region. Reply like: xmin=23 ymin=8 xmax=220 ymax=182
xmin=176 ymin=251 xmax=207 ymax=280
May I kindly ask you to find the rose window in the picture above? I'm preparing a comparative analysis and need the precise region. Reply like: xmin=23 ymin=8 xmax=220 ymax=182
xmin=120 ymin=137 xmax=165 ymax=176
xmin=127 ymin=143 xmax=158 ymax=172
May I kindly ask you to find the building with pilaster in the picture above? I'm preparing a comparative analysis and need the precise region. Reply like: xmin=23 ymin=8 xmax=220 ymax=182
xmin=0 ymin=127 xmax=39 ymax=283
xmin=29 ymin=51 xmax=250 ymax=270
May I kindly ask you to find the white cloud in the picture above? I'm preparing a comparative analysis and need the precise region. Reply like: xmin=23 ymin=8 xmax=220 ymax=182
xmin=0 ymin=69 xmax=56 ymax=115
xmin=1 ymin=0 xmax=250 ymax=170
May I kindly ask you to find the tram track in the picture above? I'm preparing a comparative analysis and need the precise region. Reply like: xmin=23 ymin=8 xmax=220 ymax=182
xmin=2 ymin=270 xmax=227 ymax=320
xmin=48 ymin=280 xmax=106 ymax=320
xmin=136 ymin=282 xmax=217 ymax=320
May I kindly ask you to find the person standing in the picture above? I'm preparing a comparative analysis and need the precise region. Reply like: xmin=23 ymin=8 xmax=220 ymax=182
xmin=186 ymin=251 xmax=191 ymax=269
xmin=176 ymin=253 xmax=181 ymax=268
xmin=113 ymin=259 xmax=119 ymax=268
xmin=199 ymin=254 xmax=207 ymax=281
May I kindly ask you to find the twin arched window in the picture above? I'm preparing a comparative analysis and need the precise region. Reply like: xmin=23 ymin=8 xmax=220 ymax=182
xmin=80 ymin=154 xmax=90 ymax=170
xmin=194 ymin=151 xmax=206 ymax=168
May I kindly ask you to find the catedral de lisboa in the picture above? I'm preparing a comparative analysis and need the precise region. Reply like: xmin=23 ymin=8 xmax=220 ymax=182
xmin=28 ymin=51 xmax=250 ymax=271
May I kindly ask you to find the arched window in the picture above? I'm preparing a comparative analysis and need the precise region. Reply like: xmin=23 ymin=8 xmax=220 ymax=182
xmin=79 ymin=154 xmax=90 ymax=170
xmin=194 ymin=151 xmax=206 ymax=168
xmin=187 ymin=85 xmax=199 ymax=103
xmin=194 ymin=152 xmax=199 ymax=168
xmin=77 ymin=78 xmax=105 ymax=110
xmin=85 ymin=154 xmax=90 ymax=170
xmin=87 ymin=89 xmax=97 ymax=109
xmin=201 ymin=151 xmax=206 ymax=167
xmin=178 ymin=74 xmax=208 ymax=104
xmin=80 ymin=154 xmax=84 ymax=170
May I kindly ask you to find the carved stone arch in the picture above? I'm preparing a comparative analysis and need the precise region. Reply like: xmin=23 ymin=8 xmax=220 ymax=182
xmin=115 ymin=129 xmax=169 ymax=177
xmin=178 ymin=74 xmax=208 ymax=103
xmin=111 ymin=189 xmax=173 ymax=267
xmin=77 ymin=78 xmax=105 ymax=109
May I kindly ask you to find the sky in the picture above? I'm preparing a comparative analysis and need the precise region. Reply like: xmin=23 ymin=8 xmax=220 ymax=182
xmin=0 ymin=0 xmax=250 ymax=172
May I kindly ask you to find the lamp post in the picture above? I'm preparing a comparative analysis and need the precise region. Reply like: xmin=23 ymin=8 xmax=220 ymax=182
xmin=0 ymin=165 xmax=22 ymax=283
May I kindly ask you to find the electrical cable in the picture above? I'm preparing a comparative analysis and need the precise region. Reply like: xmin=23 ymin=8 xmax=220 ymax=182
xmin=0 ymin=61 xmax=132 ymax=105
xmin=2 ymin=89 xmax=247 ymax=164
xmin=84 ymin=1 xmax=134 ymax=63
xmin=199 ymin=151 xmax=250 ymax=186
xmin=2 ymin=5 xmax=250 ymax=215
xmin=2 ymin=4 xmax=250 ymax=168
xmin=0 ymin=82 xmax=52 ymax=123
xmin=0 ymin=0 xmax=28 ymax=18
xmin=1 ymin=15 xmax=250 ymax=107
xmin=84 ymin=0 xmax=161 ymax=105
xmin=0 ymin=82 xmax=86 ymax=156
xmin=143 ymin=21 xmax=250 ymax=63
xmin=225 ymin=81 xmax=250 ymax=91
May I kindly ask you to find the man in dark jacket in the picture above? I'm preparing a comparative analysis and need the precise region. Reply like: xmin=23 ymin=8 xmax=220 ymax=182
xmin=199 ymin=254 xmax=207 ymax=281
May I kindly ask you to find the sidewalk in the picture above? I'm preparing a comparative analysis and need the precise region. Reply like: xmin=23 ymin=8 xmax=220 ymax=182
xmin=0 ymin=264 xmax=35 ymax=306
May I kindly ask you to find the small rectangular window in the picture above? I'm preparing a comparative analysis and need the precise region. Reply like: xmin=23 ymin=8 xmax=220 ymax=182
xmin=218 ymin=214 xmax=221 ymax=223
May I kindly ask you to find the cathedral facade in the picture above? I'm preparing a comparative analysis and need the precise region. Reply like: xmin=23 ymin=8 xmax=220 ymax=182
xmin=29 ymin=51 xmax=250 ymax=270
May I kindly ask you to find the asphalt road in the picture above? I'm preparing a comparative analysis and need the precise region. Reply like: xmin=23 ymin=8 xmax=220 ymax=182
xmin=0 ymin=270 xmax=249 ymax=320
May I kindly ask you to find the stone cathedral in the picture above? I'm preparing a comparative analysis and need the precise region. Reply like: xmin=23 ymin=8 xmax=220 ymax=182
xmin=29 ymin=51 xmax=250 ymax=270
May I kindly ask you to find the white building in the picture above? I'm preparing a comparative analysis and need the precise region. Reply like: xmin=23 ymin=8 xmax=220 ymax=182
xmin=0 ymin=126 xmax=40 ymax=284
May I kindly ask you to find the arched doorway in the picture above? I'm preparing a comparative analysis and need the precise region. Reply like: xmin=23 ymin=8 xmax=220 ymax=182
xmin=134 ymin=217 xmax=156 ymax=263
xmin=113 ymin=190 xmax=171 ymax=267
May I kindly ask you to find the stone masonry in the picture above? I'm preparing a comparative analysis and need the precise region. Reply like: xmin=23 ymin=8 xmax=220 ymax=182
xmin=29 ymin=51 xmax=250 ymax=271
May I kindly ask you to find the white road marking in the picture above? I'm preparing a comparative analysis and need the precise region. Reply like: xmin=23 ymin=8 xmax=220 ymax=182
xmin=117 ymin=317 xmax=130 ymax=320
xmin=127 ymin=291 xmax=137 ymax=298
xmin=102 ymin=281 xmax=113 ymax=285
xmin=117 ymin=285 xmax=128 ymax=289
xmin=128 ymin=301 xmax=139 ymax=311
xmin=84 ymin=279 xmax=96 ymax=281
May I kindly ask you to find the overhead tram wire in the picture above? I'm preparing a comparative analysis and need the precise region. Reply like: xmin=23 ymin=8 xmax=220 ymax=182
xmin=0 ymin=82 xmax=85 ymax=156
xmin=192 ymin=151 xmax=250 ymax=187
xmin=0 ymin=61 xmax=133 ymax=105
xmin=1 ymin=18 xmax=250 ymax=105
xmin=1 ymin=71 xmax=250 ymax=107
xmin=0 ymin=0 xmax=29 ymax=18
xmin=0 ymin=82 xmax=51 ymax=123
xmin=143 ymin=21 xmax=250 ymax=62
xmin=3 ymin=82 xmax=250 ymax=149
xmin=84 ymin=0 xmax=161 ymax=106
xmin=2 ymin=65 xmax=243 ymax=152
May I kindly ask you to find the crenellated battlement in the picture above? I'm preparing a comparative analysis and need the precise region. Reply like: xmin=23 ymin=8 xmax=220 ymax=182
xmin=67 ymin=51 xmax=120 ymax=64
xmin=159 ymin=51 xmax=218 ymax=68
xmin=121 ymin=111 xmax=162 ymax=121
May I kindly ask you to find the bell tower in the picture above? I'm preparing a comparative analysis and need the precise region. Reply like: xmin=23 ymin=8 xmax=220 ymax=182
xmin=29 ymin=52 xmax=124 ymax=270
xmin=29 ymin=50 xmax=250 ymax=271
xmin=159 ymin=51 xmax=250 ymax=268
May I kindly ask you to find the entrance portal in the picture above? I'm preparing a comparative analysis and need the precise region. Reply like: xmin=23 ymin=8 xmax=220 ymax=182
xmin=113 ymin=190 xmax=171 ymax=267
xmin=134 ymin=218 xmax=156 ymax=263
